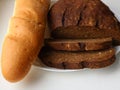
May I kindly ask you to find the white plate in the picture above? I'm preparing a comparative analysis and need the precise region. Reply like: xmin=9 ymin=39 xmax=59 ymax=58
xmin=0 ymin=0 xmax=120 ymax=73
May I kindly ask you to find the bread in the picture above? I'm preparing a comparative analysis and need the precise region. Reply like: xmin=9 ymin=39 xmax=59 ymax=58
xmin=1 ymin=0 xmax=50 ymax=82
xmin=39 ymin=0 xmax=118 ymax=70
xmin=14 ymin=0 xmax=50 ymax=25
xmin=45 ymin=37 xmax=112 ymax=51
xmin=48 ymin=0 xmax=120 ymax=31
xmin=52 ymin=26 xmax=120 ymax=45
xmin=39 ymin=47 xmax=115 ymax=69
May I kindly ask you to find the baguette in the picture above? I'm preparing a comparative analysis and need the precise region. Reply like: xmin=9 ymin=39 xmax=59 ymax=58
xmin=1 ymin=0 xmax=50 ymax=82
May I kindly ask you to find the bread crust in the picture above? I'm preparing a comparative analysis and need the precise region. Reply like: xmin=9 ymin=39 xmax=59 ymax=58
xmin=48 ymin=0 xmax=120 ymax=30
xmin=14 ymin=0 xmax=50 ymax=25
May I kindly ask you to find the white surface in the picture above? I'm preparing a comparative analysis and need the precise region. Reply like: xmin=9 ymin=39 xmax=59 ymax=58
xmin=0 ymin=0 xmax=120 ymax=90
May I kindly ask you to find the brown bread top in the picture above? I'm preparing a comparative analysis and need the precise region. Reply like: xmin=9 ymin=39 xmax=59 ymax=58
xmin=52 ymin=26 xmax=120 ymax=45
xmin=45 ymin=38 xmax=112 ymax=51
xmin=48 ymin=0 xmax=120 ymax=31
xmin=39 ymin=47 xmax=115 ymax=69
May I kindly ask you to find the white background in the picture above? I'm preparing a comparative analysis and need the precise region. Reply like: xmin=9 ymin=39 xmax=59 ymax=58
xmin=0 ymin=0 xmax=120 ymax=90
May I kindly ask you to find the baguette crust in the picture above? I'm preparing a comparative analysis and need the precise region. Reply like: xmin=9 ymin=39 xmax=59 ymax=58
xmin=14 ymin=0 xmax=50 ymax=25
xmin=1 ymin=0 xmax=50 ymax=82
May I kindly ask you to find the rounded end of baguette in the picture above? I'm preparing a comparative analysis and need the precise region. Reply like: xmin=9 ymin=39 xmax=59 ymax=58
xmin=2 ymin=64 xmax=31 ymax=82
xmin=1 ymin=36 xmax=33 ymax=83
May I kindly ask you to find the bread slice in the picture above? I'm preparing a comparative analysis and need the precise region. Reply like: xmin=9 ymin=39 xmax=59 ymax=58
xmin=45 ymin=38 xmax=112 ymax=51
xmin=52 ymin=26 xmax=120 ymax=45
xmin=39 ymin=47 xmax=115 ymax=69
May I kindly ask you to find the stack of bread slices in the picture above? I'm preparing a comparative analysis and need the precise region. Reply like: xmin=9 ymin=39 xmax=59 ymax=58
xmin=39 ymin=26 xmax=116 ymax=69
xmin=39 ymin=0 xmax=120 ymax=69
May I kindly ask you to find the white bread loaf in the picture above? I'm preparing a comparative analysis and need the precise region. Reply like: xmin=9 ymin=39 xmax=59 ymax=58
xmin=1 ymin=0 xmax=50 ymax=82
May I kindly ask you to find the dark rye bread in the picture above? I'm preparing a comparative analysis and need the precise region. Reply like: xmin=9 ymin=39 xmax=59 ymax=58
xmin=52 ymin=26 xmax=120 ymax=45
xmin=45 ymin=38 xmax=112 ymax=51
xmin=39 ymin=47 xmax=115 ymax=69
xmin=48 ymin=0 xmax=120 ymax=31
